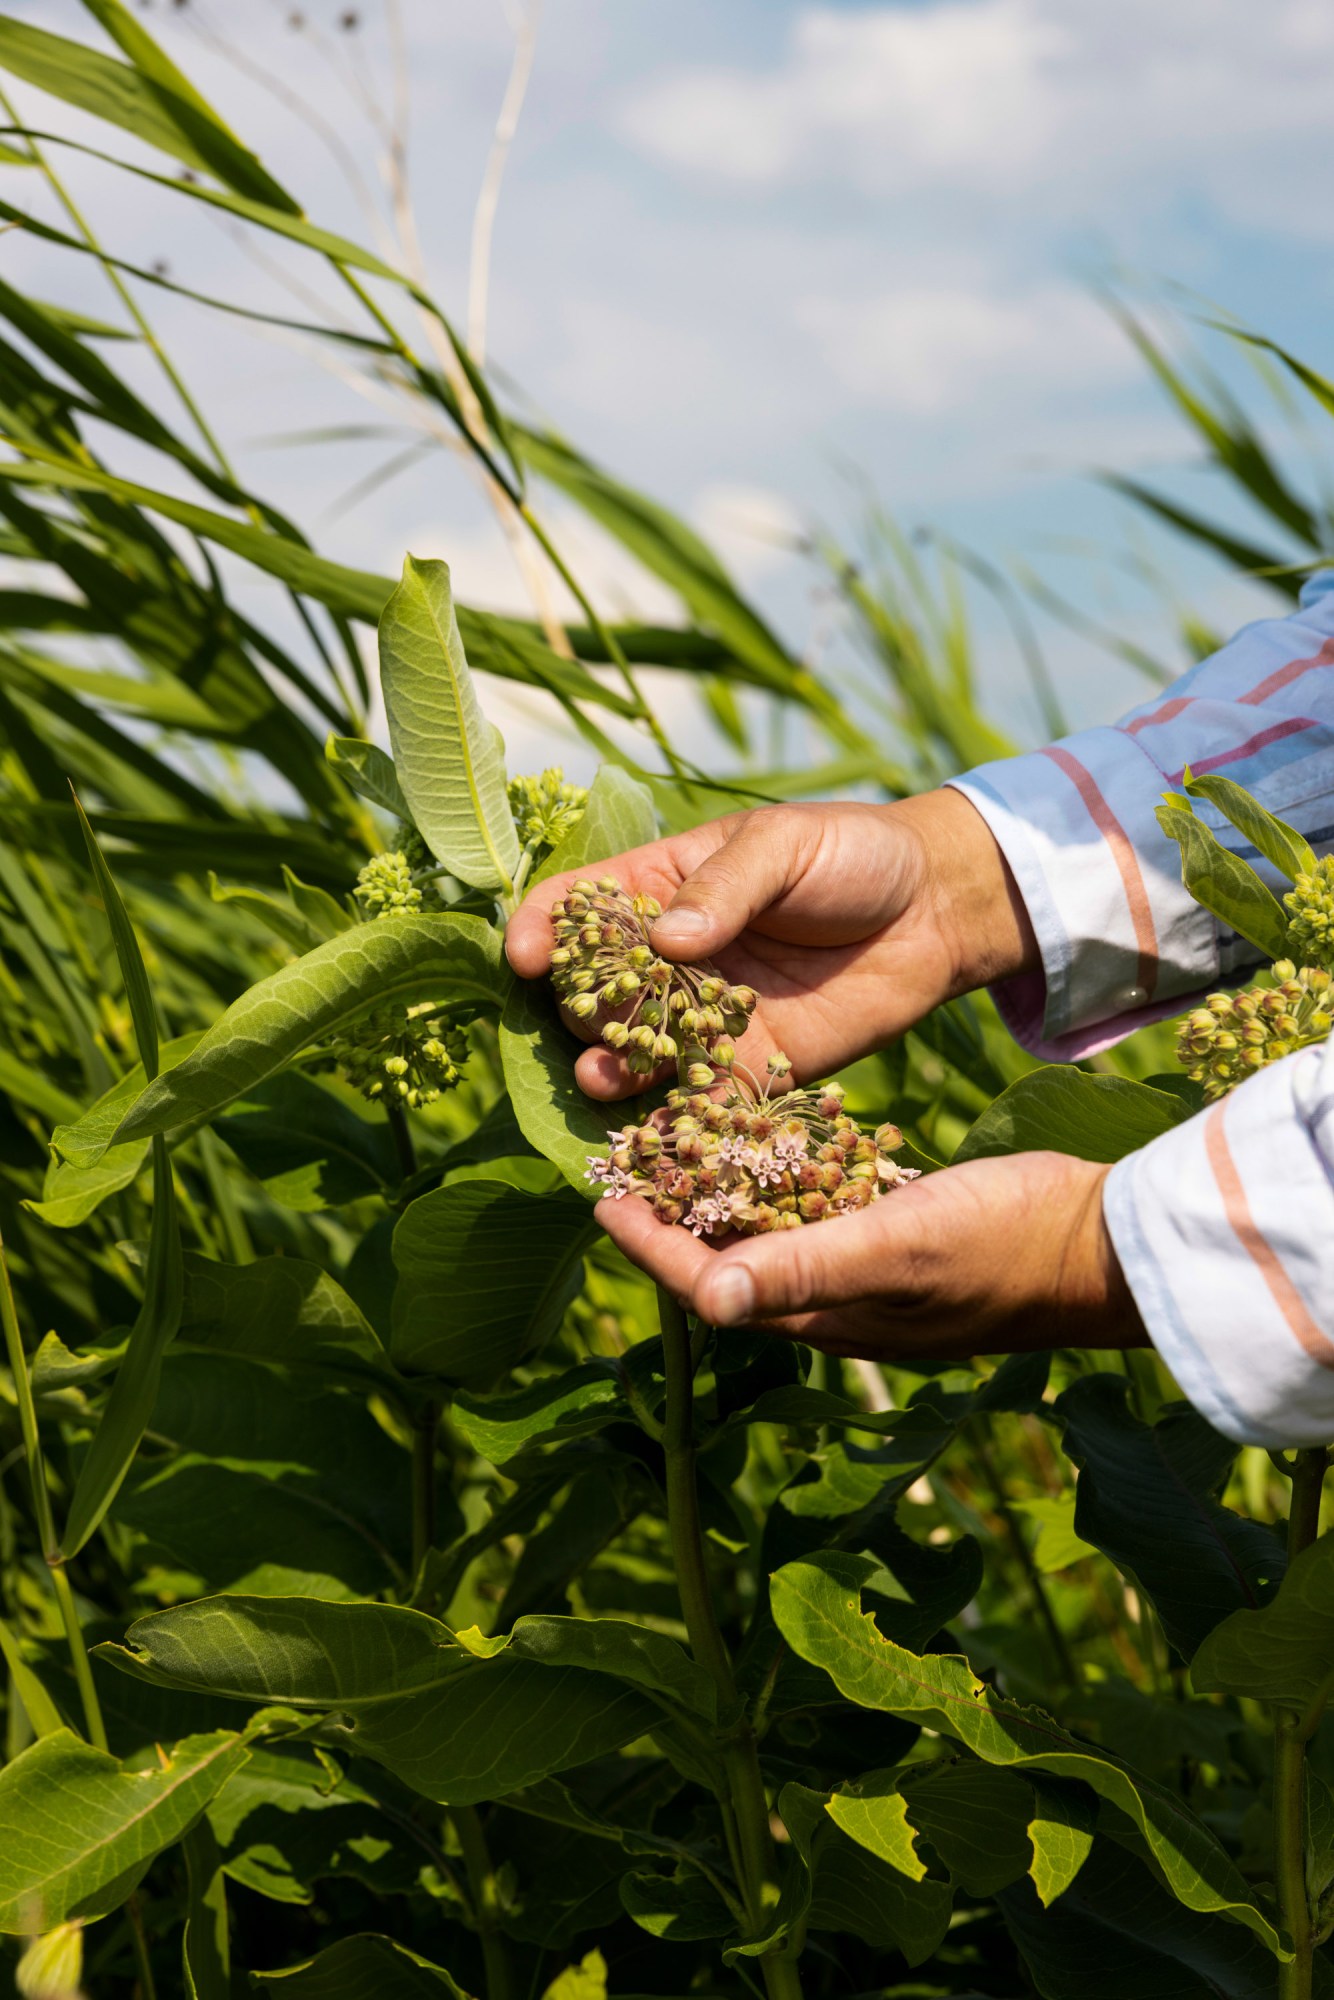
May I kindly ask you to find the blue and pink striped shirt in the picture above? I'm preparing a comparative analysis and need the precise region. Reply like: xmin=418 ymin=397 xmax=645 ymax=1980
xmin=951 ymin=572 xmax=1334 ymax=1446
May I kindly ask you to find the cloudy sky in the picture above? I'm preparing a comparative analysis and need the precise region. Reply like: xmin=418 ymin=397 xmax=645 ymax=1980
xmin=9 ymin=0 xmax=1334 ymax=772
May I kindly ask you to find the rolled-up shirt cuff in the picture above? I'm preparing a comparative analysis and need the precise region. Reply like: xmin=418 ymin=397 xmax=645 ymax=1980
xmin=948 ymin=729 xmax=1217 ymax=1061
xmin=1103 ymin=1044 xmax=1334 ymax=1447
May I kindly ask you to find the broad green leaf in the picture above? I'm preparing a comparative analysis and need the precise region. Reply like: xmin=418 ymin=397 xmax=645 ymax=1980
xmin=0 ymin=1725 xmax=250 ymax=1932
xmin=178 ymin=1253 xmax=385 ymax=1376
xmin=498 ymin=975 xmax=614 ymax=1196
xmin=531 ymin=760 xmax=657 ymax=888
xmin=207 ymin=874 xmax=325 ymax=955
xmin=825 ymin=1772 xmax=926 ymax=1881
xmin=391 ymin=1178 xmax=598 ymax=1385
xmin=1183 ymin=770 xmax=1316 ymax=884
xmin=98 ymin=1595 xmax=658 ymax=1803
xmin=214 ymin=1071 xmax=398 ymax=1212
xmin=206 ymin=1746 xmax=414 ymax=1906
xmin=770 ymin=1553 xmax=1285 ymax=1956
xmin=61 ymin=1124 xmax=182 ymax=1556
xmin=899 ymin=1760 xmax=1034 ymax=1896
xmin=325 ymin=735 xmax=411 ymax=821
xmin=71 ymin=790 xmax=158 ymax=1075
xmin=451 ymin=1362 xmax=627 ymax=1462
xmin=954 ymin=1067 xmax=1188 ymax=1166
xmin=0 ymin=14 xmax=292 ymax=207
xmin=1155 ymin=801 xmax=1289 ymax=958
xmin=58 ymin=915 xmax=506 ymax=1167
xmin=1013 ymin=1493 xmax=1099 ymax=1575
xmin=542 ymin=1952 xmax=607 ymax=2000
xmin=280 ymin=865 xmax=355 ymax=937
xmin=24 ymin=1138 xmax=148 ymax=1228
xmin=255 ymin=1934 xmax=475 ymax=1998
xmin=1057 ymin=1375 xmax=1283 ymax=1659
xmin=1028 ymin=1780 xmax=1096 ymax=1908
xmin=998 ymin=1836 xmax=1290 ymax=2000
xmin=620 ymin=1866 xmax=735 ymax=1941
xmin=112 ymin=1352 xmax=410 ymax=1596
xmin=379 ymin=556 xmax=519 ymax=892
xmin=454 ymin=1613 xmax=717 ymax=1721
xmin=1191 ymin=1530 xmax=1334 ymax=1717
xmin=747 ymin=1781 xmax=951 ymax=1969
xmin=43 ymin=1033 xmax=185 ymax=1169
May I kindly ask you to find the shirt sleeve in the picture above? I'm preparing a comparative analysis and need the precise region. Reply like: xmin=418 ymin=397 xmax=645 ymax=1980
xmin=947 ymin=572 xmax=1334 ymax=1060
xmin=1103 ymin=1035 xmax=1334 ymax=1446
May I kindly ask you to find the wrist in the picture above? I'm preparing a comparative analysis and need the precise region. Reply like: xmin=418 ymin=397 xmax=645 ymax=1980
xmin=895 ymin=788 xmax=1040 ymax=998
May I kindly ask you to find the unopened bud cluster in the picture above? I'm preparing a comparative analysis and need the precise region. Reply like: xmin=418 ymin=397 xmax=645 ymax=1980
xmin=586 ymin=1058 xmax=919 ymax=1236
xmin=510 ymin=767 xmax=589 ymax=851
xmin=550 ymin=877 xmax=756 ymax=1076
xmin=1284 ymin=855 xmax=1334 ymax=972
xmin=354 ymin=849 xmax=421 ymax=918
xmin=1177 ymin=960 xmax=1333 ymax=1100
xmin=333 ymin=848 xmax=469 ymax=1108
xmin=335 ymin=1002 xmax=469 ymax=1108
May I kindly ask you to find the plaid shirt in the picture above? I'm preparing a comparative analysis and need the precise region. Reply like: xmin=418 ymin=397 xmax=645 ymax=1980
xmin=951 ymin=573 xmax=1334 ymax=1445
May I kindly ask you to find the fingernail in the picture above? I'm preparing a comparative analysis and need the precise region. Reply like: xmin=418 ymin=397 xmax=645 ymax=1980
xmin=708 ymin=1266 xmax=755 ymax=1327
xmin=653 ymin=907 xmax=708 ymax=939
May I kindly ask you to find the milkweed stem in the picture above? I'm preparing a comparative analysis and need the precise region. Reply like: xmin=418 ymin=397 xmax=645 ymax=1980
xmin=658 ymin=1286 xmax=803 ymax=2000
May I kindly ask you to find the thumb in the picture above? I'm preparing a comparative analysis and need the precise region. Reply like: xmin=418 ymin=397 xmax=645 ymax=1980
xmin=649 ymin=808 xmax=810 ymax=960
xmin=694 ymin=1203 xmax=893 ymax=1326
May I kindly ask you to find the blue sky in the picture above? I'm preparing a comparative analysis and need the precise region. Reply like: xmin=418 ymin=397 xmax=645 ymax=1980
xmin=10 ymin=0 xmax=1334 ymax=776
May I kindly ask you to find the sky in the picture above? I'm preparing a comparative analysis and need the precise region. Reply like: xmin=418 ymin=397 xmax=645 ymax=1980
xmin=8 ymin=0 xmax=1334 ymax=779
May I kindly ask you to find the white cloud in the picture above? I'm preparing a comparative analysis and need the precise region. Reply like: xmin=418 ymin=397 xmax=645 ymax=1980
xmin=617 ymin=0 xmax=1334 ymax=232
xmin=796 ymin=281 xmax=1133 ymax=413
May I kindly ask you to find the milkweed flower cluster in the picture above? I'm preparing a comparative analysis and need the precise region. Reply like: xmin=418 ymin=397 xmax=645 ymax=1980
xmin=585 ymin=1056 xmax=919 ymax=1236
xmin=330 ymin=850 xmax=470 ymax=1108
xmin=550 ymin=877 xmax=756 ymax=1077
xmin=510 ymin=768 xmax=589 ymax=851
xmin=1284 ymin=855 xmax=1334 ymax=972
xmin=354 ymin=849 xmax=421 ymax=918
xmin=335 ymin=1002 xmax=469 ymax=1108
xmin=1177 ymin=959 xmax=1334 ymax=1101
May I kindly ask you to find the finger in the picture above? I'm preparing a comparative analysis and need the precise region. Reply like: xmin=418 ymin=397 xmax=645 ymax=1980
xmin=595 ymin=1191 xmax=718 ymax=1304
xmin=649 ymin=807 xmax=817 ymax=961
xmin=693 ymin=1198 xmax=920 ymax=1328
xmin=505 ymin=839 xmax=686 ymax=979
xmin=573 ymin=1044 xmax=672 ymax=1102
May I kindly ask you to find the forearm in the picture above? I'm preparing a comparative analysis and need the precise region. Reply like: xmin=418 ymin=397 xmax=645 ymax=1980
xmin=1104 ymin=1038 xmax=1334 ymax=1446
xmin=948 ymin=575 xmax=1334 ymax=1058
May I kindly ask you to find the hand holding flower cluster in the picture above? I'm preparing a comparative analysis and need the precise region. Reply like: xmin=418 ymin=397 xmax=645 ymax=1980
xmin=550 ymin=877 xmax=756 ymax=1077
xmin=586 ymin=1051 xmax=918 ymax=1235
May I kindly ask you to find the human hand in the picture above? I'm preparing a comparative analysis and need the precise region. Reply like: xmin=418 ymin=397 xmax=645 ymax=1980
xmin=505 ymin=791 xmax=1037 ymax=1101
xmin=595 ymin=1150 xmax=1146 ymax=1361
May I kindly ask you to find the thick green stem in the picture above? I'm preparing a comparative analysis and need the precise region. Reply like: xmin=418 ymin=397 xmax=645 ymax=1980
xmin=50 ymin=1562 xmax=107 ymax=1754
xmin=411 ymin=1402 xmax=441 ymax=1578
xmin=0 ymin=1228 xmax=107 ymax=1749
xmin=451 ymin=1804 xmax=514 ymax=2000
xmin=386 ymin=1099 xmax=417 ymax=1181
xmin=658 ymin=1288 xmax=803 ymax=2000
xmin=1276 ymin=1445 xmax=1330 ymax=2000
